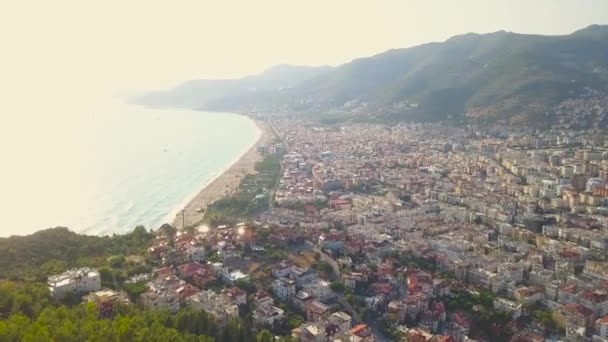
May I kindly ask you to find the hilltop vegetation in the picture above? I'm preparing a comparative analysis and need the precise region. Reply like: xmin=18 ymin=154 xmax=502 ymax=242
xmin=139 ymin=25 xmax=608 ymax=125
xmin=0 ymin=281 xmax=281 ymax=342
xmin=0 ymin=228 xmax=290 ymax=342
xmin=0 ymin=226 xmax=153 ymax=282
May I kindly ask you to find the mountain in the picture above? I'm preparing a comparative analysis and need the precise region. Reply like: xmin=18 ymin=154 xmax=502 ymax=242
xmin=136 ymin=64 xmax=332 ymax=109
xmin=137 ymin=25 xmax=608 ymax=124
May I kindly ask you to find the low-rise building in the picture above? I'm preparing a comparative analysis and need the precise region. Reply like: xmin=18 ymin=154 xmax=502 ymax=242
xmin=253 ymin=304 xmax=285 ymax=327
xmin=188 ymin=290 xmax=239 ymax=323
xmin=141 ymin=290 xmax=180 ymax=313
xmin=493 ymin=297 xmax=522 ymax=320
xmin=48 ymin=268 xmax=101 ymax=300
xmin=328 ymin=311 xmax=352 ymax=333
xmin=82 ymin=289 xmax=130 ymax=305
xmin=306 ymin=300 xmax=330 ymax=323
xmin=303 ymin=279 xmax=335 ymax=303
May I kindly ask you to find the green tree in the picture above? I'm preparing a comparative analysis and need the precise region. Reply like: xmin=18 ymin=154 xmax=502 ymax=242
xmin=257 ymin=329 xmax=273 ymax=342
xmin=124 ymin=282 xmax=148 ymax=302
xmin=107 ymin=255 xmax=125 ymax=268
xmin=330 ymin=281 xmax=345 ymax=293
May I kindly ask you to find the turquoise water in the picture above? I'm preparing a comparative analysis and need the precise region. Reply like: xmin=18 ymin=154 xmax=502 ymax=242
xmin=0 ymin=101 xmax=259 ymax=236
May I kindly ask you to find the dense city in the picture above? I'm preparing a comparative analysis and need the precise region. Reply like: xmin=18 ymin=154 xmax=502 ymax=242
xmin=33 ymin=117 xmax=608 ymax=342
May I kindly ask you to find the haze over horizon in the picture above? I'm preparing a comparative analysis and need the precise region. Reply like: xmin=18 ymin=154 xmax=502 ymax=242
xmin=0 ymin=1 xmax=607 ymax=235
xmin=1 ymin=0 xmax=607 ymax=96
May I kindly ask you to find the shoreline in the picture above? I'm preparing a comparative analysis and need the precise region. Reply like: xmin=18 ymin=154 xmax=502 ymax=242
xmin=170 ymin=117 xmax=272 ymax=229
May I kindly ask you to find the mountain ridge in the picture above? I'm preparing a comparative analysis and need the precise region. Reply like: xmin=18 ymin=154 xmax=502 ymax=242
xmin=136 ymin=25 xmax=608 ymax=124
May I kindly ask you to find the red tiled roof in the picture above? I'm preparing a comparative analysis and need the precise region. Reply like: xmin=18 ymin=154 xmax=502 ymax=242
xmin=349 ymin=324 xmax=370 ymax=337
xmin=177 ymin=262 xmax=205 ymax=277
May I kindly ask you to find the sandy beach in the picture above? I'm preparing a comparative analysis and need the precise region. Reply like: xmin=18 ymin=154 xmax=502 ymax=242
xmin=172 ymin=119 xmax=272 ymax=229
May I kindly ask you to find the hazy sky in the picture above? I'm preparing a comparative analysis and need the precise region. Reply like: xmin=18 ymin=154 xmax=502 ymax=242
xmin=1 ymin=0 xmax=607 ymax=96
xmin=0 ymin=1 xmax=606 ymax=235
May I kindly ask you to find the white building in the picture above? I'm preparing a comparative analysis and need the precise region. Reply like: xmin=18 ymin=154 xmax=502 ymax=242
xmin=221 ymin=268 xmax=250 ymax=283
xmin=302 ymin=279 xmax=335 ymax=303
xmin=141 ymin=290 xmax=180 ymax=313
xmin=328 ymin=311 xmax=352 ymax=332
xmin=253 ymin=304 xmax=284 ymax=327
xmin=47 ymin=268 xmax=101 ymax=300
xmin=493 ymin=297 xmax=522 ymax=320
xmin=188 ymin=290 xmax=239 ymax=322
xmin=272 ymin=277 xmax=296 ymax=301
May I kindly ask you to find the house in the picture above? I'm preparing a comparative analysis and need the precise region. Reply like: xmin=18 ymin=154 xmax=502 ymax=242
xmin=272 ymin=261 xmax=294 ymax=278
xmin=328 ymin=311 xmax=352 ymax=333
xmin=449 ymin=312 xmax=470 ymax=342
xmin=329 ymin=198 xmax=352 ymax=211
xmin=82 ymin=289 xmax=130 ymax=306
xmin=578 ymin=289 xmax=608 ymax=316
xmin=349 ymin=324 xmax=373 ymax=339
xmin=342 ymin=274 xmax=357 ymax=289
xmin=594 ymin=316 xmax=608 ymax=340
xmin=388 ymin=300 xmax=408 ymax=322
xmin=48 ymin=268 xmax=101 ymax=300
xmin=404 ymin=292 xmax=430 ymax=320
xmin=188 ymin=290 xmax=239 ymax=323
xmin=318 ymin=232 xmax=345 ymax=252
xmin=141 ymin=290 xmax=180 ymax=313
xmin=560 ymin=303 xmax=596 ymax=327
xmin=294 ymin=290 xmax=315 ymax=311
xmin=558 ymin=303 xmax=596 ymax=339
xmin=153 ymin=266 xmax=175 ymax=279
xmin=306 ymin=300 xmax=330 ymax=322
xmin=468 ymin=268 xmax=497 ymax=290
xmin=177 ymin=262 xmax=205 ymax=280
xmin=303 ymin=279 xmax=335 ymax=303
xmin=221 ymin=268 xmax=250 ymax=284
xmin=377 ymin=263 xmax=393 ymax=280
xmin=293 ymin=322 xmax=327 ymax=342
xmin=419 ymin=302 xmax=446 ymax=333
xmin=401 ymin=328 xmax=434 ymax=342
xmin=251 ymin=290 xmax=275 ymax=308
xmin=370 ymin=282 xmax=394 ymax=298
xmin=192 ymin=266 xmax=217 ymax=288
xmin=175 ymin=283 xmax=200 ymax=300
xmin=558 ymin=283 xmax=580 ymax=304
xmin=513 ymin=286 xmax=545 ymax=306
xmin=187 ymin=245 xmax=205 ymax=262
xmin=273 ymin=277 xmax=296 ymax=301
xmin=292 ymin=267 xmax=318 ymax=286
xmin=493 ymin=297 xmax=522 ymax=320
xmin=253 ymin=304 xmax=285 ymax=327
xmin=365 ymin=295 xmax=384 ymax=312
xmin=223 ymin=287 xmax=247 ymax=306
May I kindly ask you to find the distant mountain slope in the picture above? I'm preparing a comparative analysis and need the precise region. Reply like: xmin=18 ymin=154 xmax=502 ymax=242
xmin=138 ymin=25 xmax=608 ymax=124
xmin=136 ymin=64 xmax=332 ymax=109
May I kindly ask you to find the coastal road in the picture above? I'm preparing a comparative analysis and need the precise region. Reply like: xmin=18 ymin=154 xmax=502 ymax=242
xmin=266 ymin=119 xmax=288 ymax=214
xmin=268 ymin=119 xmax=289 ymax=152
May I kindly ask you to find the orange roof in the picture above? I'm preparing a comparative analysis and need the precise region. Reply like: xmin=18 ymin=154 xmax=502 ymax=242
xmin=349 ymin=323 xmax=368 ymax=335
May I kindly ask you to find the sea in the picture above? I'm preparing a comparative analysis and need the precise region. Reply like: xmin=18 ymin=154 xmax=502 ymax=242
xmin=0 ymin=100 xmax=260 ymax=237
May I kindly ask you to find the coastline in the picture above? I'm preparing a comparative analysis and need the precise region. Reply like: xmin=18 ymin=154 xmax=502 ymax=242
xmin=171 ymin=117 xmax=272 ymax=229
